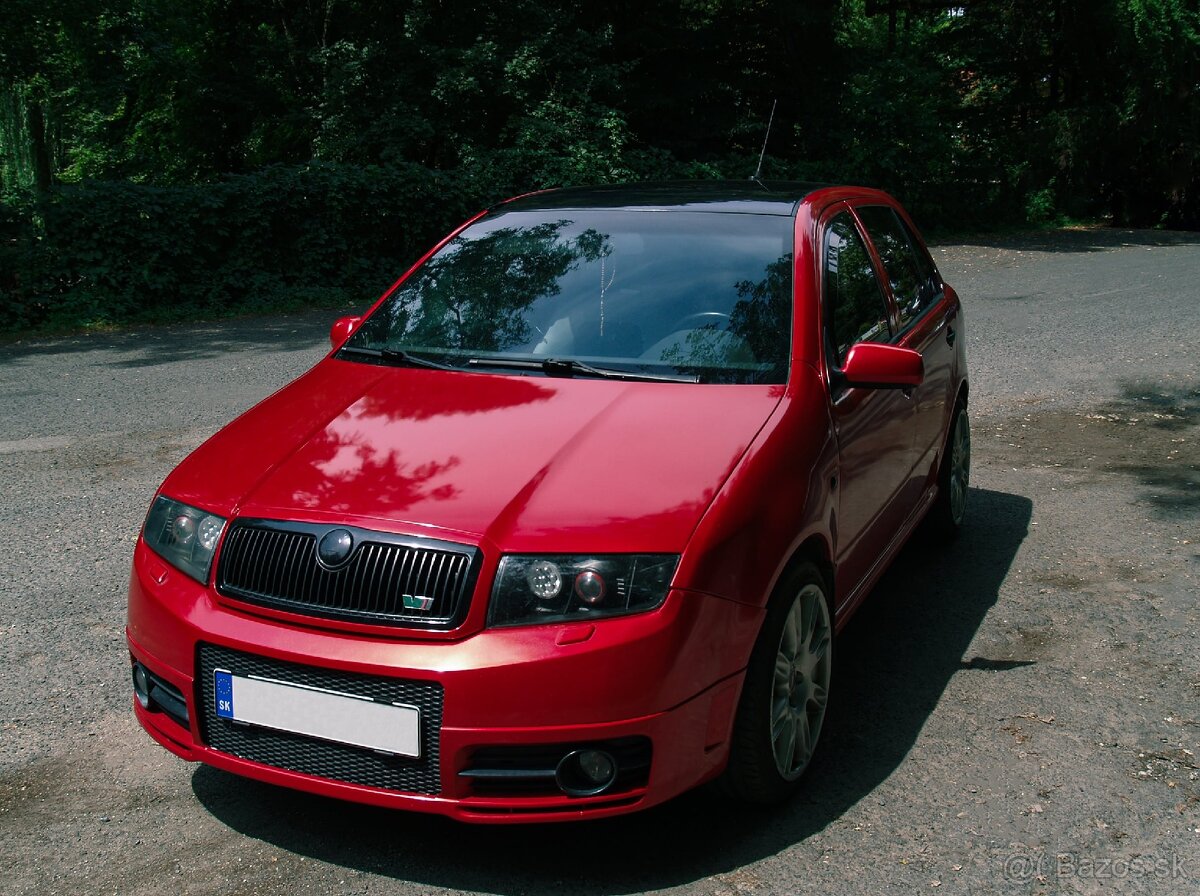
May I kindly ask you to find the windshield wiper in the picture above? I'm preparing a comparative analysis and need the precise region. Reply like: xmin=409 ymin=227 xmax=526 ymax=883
xmin=338 ymin=346 xmax=460 ymax=371
xmin=542 ymin=358 xmax=700 ymax=383
xmin=465 ymin=356 xmax=700 ymax=383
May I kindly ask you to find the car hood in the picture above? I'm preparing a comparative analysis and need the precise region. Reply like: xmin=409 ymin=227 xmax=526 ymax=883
xmin=162 ymin=359 xmax=785 ymax=552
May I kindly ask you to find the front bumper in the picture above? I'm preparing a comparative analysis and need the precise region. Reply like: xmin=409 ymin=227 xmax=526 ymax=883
xmin=126 ymin=544 xmax=761 ymax=823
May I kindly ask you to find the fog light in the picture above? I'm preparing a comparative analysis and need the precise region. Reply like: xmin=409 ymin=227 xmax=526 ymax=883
xmin=132 ymin=664 xmax=151 ymax=709
xmin=578 ymin=749 xmax=615 ymax=783
xmin=556 ymin=748 xmax=618 ymax=796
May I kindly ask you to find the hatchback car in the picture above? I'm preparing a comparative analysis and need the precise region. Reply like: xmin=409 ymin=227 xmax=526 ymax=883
xmin=127 ymin=181 xmax=969 ymax=822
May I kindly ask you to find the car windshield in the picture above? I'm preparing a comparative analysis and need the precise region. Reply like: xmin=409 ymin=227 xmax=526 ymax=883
xmin=343 ymin=208 xmax=794 ymax=384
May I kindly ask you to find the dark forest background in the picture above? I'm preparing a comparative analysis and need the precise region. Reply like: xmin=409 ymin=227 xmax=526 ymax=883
xmin=2 ymin=0 xmax=1197 ymax=331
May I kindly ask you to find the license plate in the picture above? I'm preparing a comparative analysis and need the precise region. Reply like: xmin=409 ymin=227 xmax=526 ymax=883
xmin=213 ymin=669 xmax=421 ymax=757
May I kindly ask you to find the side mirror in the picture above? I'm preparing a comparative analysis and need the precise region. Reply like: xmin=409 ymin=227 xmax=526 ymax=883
xmin=329 ymin=316 xmax=362 ymax=349
xmin=841 ymin=343 xmax=924 ymax=389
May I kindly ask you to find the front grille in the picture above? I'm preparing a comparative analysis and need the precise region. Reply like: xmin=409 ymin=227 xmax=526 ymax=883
xmin=197 ymin=643 xmax=443 ymax=794
xmin=216 ymin=519 xmax=479 ymax=629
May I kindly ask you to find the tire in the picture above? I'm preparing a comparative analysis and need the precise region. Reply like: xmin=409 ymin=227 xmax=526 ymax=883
xmin=720 ymin=562 xmax=834 ymax=804
xmin=928 ymin=399 xmax=970 ymax=537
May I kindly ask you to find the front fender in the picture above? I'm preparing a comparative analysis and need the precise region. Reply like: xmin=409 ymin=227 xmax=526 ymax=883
xmin=675 ymin=364 xmax=837 ymax=612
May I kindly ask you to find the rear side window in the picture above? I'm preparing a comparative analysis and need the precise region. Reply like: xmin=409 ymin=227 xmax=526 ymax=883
xmin=823 ymin=212 xmax=891 ymax=365
xmin=855 ymin=205 xmax=940 ymax=330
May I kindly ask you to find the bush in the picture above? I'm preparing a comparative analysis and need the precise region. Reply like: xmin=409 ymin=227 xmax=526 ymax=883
xmin=0 ymin=162 xmax=485 ymax=332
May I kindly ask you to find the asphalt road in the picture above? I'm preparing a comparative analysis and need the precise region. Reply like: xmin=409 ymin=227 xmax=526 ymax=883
xmin=1 ymin=229 xmax=1198 ymax=895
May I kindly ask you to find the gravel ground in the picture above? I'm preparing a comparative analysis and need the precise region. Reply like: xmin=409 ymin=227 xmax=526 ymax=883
xmin=1 ymin=228 xmax=1197 ymax=895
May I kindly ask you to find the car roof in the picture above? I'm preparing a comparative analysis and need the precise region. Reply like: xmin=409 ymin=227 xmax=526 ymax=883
xmin=497 ymin=180 xmax=832 ymax=217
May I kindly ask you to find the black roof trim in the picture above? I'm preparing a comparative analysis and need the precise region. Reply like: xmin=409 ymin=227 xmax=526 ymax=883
xmin=496 ymin=180 xmax=830 ymax=216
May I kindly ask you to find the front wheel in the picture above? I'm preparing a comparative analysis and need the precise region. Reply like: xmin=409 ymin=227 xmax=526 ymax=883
xmin=929 ymin=400 xmax=970 ymax=537
xmin=720 ymin=563 xmax=833 ymax=803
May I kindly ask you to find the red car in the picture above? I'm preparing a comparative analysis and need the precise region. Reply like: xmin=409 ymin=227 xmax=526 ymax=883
xmin=127 ymin=181 xmax=969 ymax=823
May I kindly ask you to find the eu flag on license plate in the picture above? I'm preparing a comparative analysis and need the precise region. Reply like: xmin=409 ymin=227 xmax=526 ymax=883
xmin=214 ymin=670 xmax=234 ymax=719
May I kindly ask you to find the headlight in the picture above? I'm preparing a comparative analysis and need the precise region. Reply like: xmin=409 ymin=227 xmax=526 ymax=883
xmin=488 ymin=554 xmax=678 ymax=628
xmin=142 ymin=496 xmax=226 ymax=584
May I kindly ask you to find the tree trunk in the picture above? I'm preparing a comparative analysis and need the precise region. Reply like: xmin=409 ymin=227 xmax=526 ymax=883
xmin=26 ymin=101 xmax=52 ymax=192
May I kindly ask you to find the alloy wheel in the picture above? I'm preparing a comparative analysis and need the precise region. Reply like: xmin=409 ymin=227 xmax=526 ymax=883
xmin=771 ymin=584 xmax=832 ymax=779
xmin=949 ymin=408 xmax=971 ymax=525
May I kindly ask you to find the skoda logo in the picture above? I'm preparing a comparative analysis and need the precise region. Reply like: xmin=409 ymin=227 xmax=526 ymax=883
xmin=317 ymin=528 xmax=355 ymax=568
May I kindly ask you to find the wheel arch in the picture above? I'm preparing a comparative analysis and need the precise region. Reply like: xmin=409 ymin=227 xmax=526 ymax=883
xmin=939 ymin=377 xmax=970 ymax=475
xmin=775 ymin=534 xmax=836 ymax=609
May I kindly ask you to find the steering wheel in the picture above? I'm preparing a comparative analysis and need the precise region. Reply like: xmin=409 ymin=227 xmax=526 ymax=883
xmin=667 ymin=311 xmax=730 ymax=332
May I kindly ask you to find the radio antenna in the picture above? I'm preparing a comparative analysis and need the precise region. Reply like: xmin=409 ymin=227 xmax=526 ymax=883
xmin=751 ymin=98 xmax=778 ymax=185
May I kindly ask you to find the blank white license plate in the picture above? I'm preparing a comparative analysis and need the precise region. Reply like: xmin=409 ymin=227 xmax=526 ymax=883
xmin=213 ymin=669 xmax=421 ymax=757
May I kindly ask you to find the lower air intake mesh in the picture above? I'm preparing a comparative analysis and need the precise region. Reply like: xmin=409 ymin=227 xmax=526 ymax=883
xmin=197 ymin=643 xmax=442 ymax=795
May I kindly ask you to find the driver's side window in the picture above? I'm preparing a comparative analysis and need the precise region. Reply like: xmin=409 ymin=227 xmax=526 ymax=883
xmin=823 ymin=212 xmax=892 ymax=366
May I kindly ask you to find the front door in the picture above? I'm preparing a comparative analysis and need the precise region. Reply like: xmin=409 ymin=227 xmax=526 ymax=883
xmin=821 ymin=208 xmax=916 ymax=606
xmin=853 ymin=204 xmax=958 ymax=496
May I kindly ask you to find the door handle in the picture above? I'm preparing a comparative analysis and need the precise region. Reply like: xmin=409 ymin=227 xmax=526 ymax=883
xmin=941 ymin=306 xmax=959 ymax=346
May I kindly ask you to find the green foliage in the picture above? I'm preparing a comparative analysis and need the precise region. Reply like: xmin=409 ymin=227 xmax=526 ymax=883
xmin=0 ymin=163 xmax=478 ymax=330
xmin=831 ymin=5 xmax=967 ymax=221
xmin=2 ymin=0 xmax=1198 ymax=332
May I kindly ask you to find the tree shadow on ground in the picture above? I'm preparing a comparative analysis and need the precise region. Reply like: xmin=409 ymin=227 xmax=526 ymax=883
xmin=932 ymin=228 xmax=1200 ymax=254
xmin=193 ymin=486 xmax=1032 ymax=894
xmin=0 ymin=309 xmax=340 ymax=365
xmin=1101 ymin=379 xmax=1200 ymax=519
